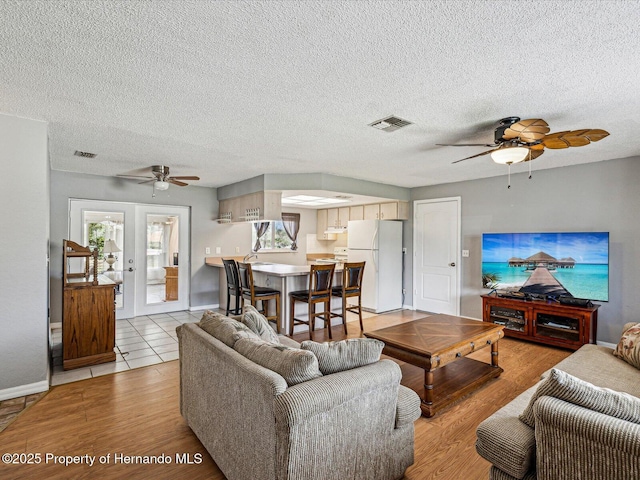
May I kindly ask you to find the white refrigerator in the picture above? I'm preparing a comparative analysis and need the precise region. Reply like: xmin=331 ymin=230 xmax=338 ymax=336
xmin=347 ymin=219 xmax=403 ymax=313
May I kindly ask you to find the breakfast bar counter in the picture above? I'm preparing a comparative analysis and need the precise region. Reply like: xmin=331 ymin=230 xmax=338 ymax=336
xmin=206 ymin=257 xmax=343 ymax=334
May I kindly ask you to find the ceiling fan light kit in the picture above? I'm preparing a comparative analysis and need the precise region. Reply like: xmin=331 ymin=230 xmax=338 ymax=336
xmin=154 ymin=180 xmax=170 ymax=191
xmin=490 ymin=146 xmax=529 ymax=165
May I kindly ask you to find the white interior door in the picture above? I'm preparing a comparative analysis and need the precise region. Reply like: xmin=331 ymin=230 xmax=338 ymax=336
xmin=413 ymin=198 xmax=461 ymax=315
xmin=135 ymin=205 xmax=190 ymax=315
xmin=69 ymin=200 xmax=136 ymax=319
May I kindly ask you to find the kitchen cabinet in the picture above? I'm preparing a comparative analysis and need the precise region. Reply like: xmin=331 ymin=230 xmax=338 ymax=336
xmin=327 ymin=207 xmax=350 ymax=228
xmin=316 ymin=209 xmax=337 ymax=240
xmin=350 ymin=205 xmax=364 ymax=221
xmin=218 ymin=190 xmax=282 ymax=223
xmin=364 ymin=201 xmax=409 ymax=220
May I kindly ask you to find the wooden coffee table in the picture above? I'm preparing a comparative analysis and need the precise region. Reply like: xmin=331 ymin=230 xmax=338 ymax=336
xmin=364 ymin=314 xmax=504 ymax=417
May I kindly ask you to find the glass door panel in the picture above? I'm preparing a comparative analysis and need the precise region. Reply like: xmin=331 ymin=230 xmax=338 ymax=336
xmin=135 ymin=205 xmax=189 ymax=315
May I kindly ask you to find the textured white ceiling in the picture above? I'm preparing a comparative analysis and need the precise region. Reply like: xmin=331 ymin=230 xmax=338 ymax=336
xmin=1 ymin=1 xmax=639 ymax=189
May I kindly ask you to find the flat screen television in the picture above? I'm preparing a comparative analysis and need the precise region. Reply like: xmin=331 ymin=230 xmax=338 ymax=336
xmin=482 ymin=232 xmax=609 ymax=302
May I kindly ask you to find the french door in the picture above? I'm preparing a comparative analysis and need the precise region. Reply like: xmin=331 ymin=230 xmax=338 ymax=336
xmin=69 ymin=200 xmax=190 ymax=319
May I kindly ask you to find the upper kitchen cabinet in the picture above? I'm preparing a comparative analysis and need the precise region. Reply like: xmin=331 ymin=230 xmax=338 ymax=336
xmin=316 ymin=209 xmax=337 ymax=240
xmin=349 ymin=205 xmax=364 ymax=221
xmin=364 ymin=201 xmax=409 ymax=220
xmin=326 ymin=207 xmax=350 ymax=228
xmin=218 ymin=191 xmax=282 ymax=223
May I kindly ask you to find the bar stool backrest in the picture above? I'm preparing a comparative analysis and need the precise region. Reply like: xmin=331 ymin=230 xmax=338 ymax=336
xmin=307 ymin=264 xmax=335 ymax=300
xmin=342 ymin=261 xmax=365 ymax=294
xmin=222 ymin=259 xmax=240 ymax=291
xmin=237 ymin=262 xmax=255 ymax=298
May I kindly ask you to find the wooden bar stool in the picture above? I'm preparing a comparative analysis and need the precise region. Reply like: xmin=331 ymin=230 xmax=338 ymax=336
xmin=331 ymin=261 xmax=366 ymax=332
xmin=237 ymin=262 xmax=281 ymax=333
xmin=222 ymin=259 xmax=242 ymax=316
xmin=289 ymin=264 xmax=335 ymax=340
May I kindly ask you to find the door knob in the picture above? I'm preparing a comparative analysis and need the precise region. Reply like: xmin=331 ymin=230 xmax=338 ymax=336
xmin=449 ymin=262 xmax=456 ymax=267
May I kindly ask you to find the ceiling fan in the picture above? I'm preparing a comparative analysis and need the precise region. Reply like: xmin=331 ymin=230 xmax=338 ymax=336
xmin=439 ymin=116 xmax=609 ymax=163
xmin=438 ymin=117 xmax=609 ymax=187
xmin=117 ymin=165 xmax=200 ymax=190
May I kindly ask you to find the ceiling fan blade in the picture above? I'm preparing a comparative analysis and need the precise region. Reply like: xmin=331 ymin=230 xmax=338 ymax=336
xmin=503 ymin=118 xmax=550 ymax=142
xmin=138 ymin=179 xmax=156 ymax=184
xmin=437 ymin=143 xmax=499 ymax=147
xmin=168 ymin=179 xmax=189 ymax=187
xmin=451 ymin=148 xmax=498 ymax=164
xmin=117 ymin=174 xmax=154 ymax=179
xmin=541 ymin=131 xmax=572 ymax=149
xmin=524 ymin=147 xmax=545 ymax=161
xmin=583 ymin=129 xmax=610 ymax=142
xmin=170 ymin=176 xmax=200 ymax=181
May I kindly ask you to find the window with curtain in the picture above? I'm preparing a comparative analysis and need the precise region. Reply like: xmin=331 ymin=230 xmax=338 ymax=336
xmin=251 ymin=213 xmax=300 ymax=251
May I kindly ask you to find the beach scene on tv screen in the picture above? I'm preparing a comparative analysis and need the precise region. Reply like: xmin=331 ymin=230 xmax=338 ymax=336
xmin=482 ymin=232 xmax=609 ymax=301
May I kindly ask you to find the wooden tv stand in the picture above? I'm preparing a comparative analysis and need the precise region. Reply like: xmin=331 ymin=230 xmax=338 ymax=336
xmin=481 ymin=294 xmax=599 ymax=350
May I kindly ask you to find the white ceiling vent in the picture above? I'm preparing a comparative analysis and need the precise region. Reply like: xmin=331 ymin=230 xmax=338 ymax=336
xmin=369 ymin=116 xmax=413 ymax=132
xmin=74 ymin=150 xmax=97 ymax=158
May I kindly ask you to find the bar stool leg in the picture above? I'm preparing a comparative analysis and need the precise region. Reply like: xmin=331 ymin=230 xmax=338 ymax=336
xmin=342 ymin=297 xmax=348 ymax=334
xmin=308 ymin=303 xmax=314 ymax=340
xmin=358 ymin=297 xmax=364 ymax=331
xmin=289 ymin=299 xmax=295 ymax=337
xmin=275 ymin=295 xmax=281 ymax=334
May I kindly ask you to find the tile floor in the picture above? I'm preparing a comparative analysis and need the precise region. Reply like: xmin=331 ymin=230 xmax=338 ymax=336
xmin=50 ymin=309 xmax=207 ymax=386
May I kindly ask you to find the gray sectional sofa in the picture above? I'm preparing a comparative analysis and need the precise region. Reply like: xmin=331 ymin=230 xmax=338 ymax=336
xmin=476 ymin=322 xmax=640 ymax=480
xmin=177 ymin=315 xmax=421 ymax=480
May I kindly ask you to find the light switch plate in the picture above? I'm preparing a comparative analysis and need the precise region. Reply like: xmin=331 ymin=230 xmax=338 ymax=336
xmin=205 ymin=247 xmax=211 ymax=255
xmin=215 ymin=247 xmax=221 ymax=254
xmin=462 ymin=250 xmax=469 ymax=257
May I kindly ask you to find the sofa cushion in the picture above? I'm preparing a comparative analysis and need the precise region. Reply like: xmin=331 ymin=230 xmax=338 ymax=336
xmin=241 ymin=304 xmax=280 ymax=344
xmin=613 ymin=322 xmax=640 ymax=370
xmin=476 ymin=383 xmax=539 ymax=479
xmin=198 ymin=310 xmax=258 ymax=347
xmin=300 ymin=338 xmax=384 ymax=375
xmin=234 ymin=337 xmax=322 ymax=386
xmin=520 ymin=368 xmax=640 ymax=428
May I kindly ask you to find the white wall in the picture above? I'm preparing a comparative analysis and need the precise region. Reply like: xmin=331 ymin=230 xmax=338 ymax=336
xmin=0 ymin=113 xmax=49 ymax=399
xmin=410 ymin=156 xmax=640 ymax=344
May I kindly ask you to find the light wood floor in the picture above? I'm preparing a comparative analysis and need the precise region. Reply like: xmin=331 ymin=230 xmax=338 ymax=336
xmin=0 ymin=310 xmax=571 ymax=480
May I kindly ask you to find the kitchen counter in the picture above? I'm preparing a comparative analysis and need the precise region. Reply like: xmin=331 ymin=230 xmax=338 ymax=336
xmin=205 ymin=257 xmax=341 ymax=277
xmin=205 ymin=257 xmax=343 ymax=334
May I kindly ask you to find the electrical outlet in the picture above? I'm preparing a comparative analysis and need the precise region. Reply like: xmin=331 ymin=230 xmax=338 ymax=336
xmin=215 ymin=246 xmax=221 ymax=254
xmin=205 ymin=247 xmax=211 ymax=255
xmin=235 ymin=246 xmax=240 ymax=253
xmin=462 ymin=250 xmax=470 ymax=258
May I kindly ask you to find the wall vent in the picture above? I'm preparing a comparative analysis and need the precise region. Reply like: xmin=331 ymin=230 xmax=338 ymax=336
xmin=74 ymin=150 xmax=97 ymax=158
xmin=369 ymin=115 xmax=413 ymax=132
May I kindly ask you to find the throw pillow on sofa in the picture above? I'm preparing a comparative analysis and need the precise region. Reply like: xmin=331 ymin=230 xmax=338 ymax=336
xmin=300 ymin=338 xmax=384 ymax=375
xmin=613 ymin=322 xmax=640 ymax=370
xmin=242 ymin=304 xmax=280 ymax=344
xmin=519 ymin=368 xmax=640 ymax=427
xmin=234 ymin=337 xmax=322 ymax=386
xmin=199 ymin=310 xmax=259 ymax=348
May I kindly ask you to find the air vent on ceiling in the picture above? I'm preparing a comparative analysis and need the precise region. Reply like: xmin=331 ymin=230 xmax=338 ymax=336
xmin=369 ymin=115 xmax=413 ymax=132
xmin=74 ymin=150 xmax=97 ymax=158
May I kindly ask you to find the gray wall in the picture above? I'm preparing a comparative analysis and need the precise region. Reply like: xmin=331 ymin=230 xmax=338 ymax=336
xmin=409 ymin=156 xmax=640 ymax=344
xmin=49 ymin=170 xmax=219 ymax=323
xmin=0 ymin=114 xmax=49 ymax=397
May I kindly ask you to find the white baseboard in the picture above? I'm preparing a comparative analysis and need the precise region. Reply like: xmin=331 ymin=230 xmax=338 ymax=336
xmin=190 ymin=304 xmax=219 ymax=312
xmin=402 ymin=304 xmax=414 ymax=310
xmin=597 ymin=340 xmax=616 ymax=349
xmin=0 ymin=380 xmax=49 ymax=402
